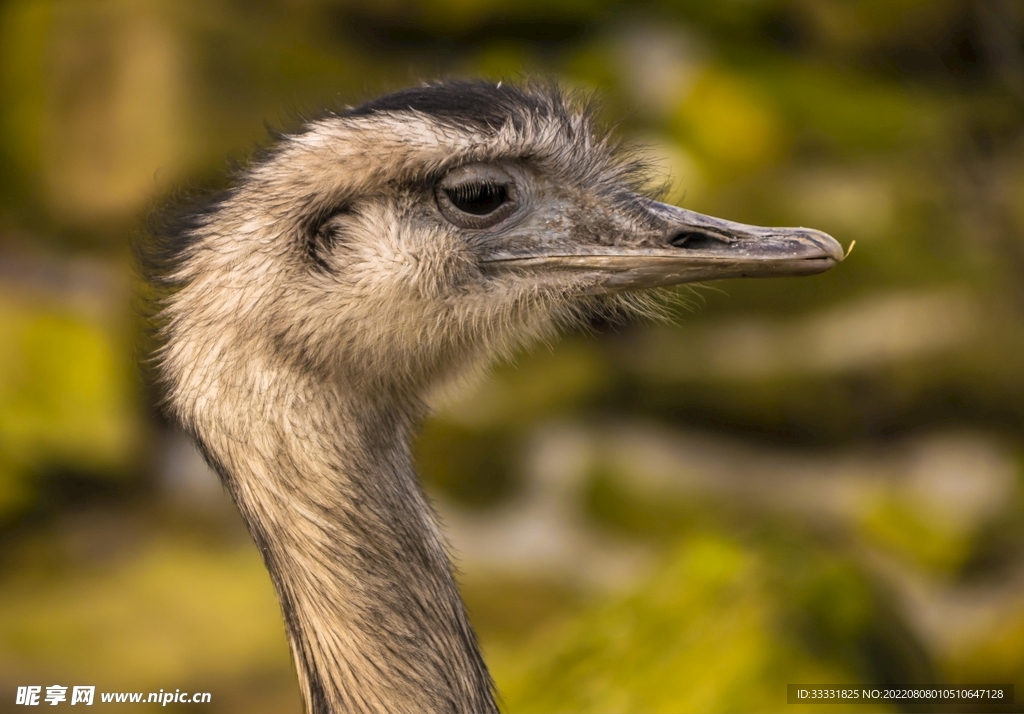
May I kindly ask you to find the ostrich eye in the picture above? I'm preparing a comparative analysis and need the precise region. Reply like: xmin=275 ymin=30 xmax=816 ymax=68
xmin=444 ymin=183 xmax=508 ymax=216
xmin=436 ymin=164 xmax=519 ymax=229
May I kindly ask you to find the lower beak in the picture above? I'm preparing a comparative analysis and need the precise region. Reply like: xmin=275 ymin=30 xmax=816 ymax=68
xmin=488 ymin=201 xmax=844 ymax=293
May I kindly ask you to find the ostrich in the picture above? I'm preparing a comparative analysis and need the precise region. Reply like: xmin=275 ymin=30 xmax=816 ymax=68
xmin=146 ymin=81 xmax=842 ymax=714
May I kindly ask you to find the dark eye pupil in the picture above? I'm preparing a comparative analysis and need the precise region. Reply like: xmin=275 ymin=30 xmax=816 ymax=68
xmin=445 ymin=183 xmax=508 ymax=216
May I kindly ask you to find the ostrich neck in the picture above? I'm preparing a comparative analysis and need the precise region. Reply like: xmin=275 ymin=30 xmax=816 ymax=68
xmin=191 ymin=363 xmax=495 ymax=714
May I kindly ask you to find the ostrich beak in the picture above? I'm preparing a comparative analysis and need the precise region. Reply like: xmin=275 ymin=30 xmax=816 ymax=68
xmin=594 ymin=200 xmax=844 ymax=292
xmin=487 ymin=200 xmax=844 ymax=293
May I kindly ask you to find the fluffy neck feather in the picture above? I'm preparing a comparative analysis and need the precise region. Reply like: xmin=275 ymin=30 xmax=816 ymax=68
xmin=186 ymin=355 xmax=496 ymax=714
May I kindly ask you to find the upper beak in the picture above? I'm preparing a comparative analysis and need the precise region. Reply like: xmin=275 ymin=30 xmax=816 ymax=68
xmin=486 ymin=199 xmax=844 ymax=293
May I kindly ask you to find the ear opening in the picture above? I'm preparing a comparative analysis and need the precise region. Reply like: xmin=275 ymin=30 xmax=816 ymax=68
xmin=301 ymin=202 xmax=352 ymax=272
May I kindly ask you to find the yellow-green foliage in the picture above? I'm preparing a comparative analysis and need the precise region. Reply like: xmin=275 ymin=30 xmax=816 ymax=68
xmin=0 ymin=290 xmax=138 ymax=515
xmin=950 ymin=609 xmax=1024 ymax=705
xmin=672 ymin=67 xmax=788 ymax=178
xmin=859 ymin=495 xmax=973 ymax=573
xmin=0 ymin=531 xmax=297 ymax=711
xmin=499 ymin=536 xmax=890 ymax=714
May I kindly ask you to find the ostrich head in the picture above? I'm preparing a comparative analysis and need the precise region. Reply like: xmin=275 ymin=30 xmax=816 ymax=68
xmin=157 ymin=81 xmax=840 ymax=416
xmin=149 ymin=81 xmax=842 ymax=714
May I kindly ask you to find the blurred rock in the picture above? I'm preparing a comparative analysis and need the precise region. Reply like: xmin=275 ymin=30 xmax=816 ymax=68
xmin=157 ymin=429 xmax=227 ymax=510
xmin=625 ymin=288 xmax=981 ymax=380
xmin=437 ymin=422 xmax=653 ymax=591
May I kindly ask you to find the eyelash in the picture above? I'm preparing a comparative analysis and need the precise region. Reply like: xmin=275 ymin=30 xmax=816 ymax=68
xmin=446 ymin=182 xmax=498 ymax=201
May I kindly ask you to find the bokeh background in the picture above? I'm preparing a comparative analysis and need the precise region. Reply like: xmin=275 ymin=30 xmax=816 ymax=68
xmin=2 ymin=0 xmax=1024 ymax=711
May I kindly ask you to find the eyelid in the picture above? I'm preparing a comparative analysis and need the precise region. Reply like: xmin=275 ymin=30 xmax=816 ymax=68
xmin=438 ymin=163 xmax=515 ymax=188
xmin=435 ymin=163 xmax=523 ymax=229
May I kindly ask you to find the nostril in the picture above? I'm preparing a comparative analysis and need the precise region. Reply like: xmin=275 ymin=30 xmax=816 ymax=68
xmin=670 ymin=231 xmax=723 ymax=250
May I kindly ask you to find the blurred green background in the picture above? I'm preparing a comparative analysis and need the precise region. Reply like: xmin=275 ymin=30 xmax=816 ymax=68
xmin=2 ymin=0 xmax=1024 ymax=711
